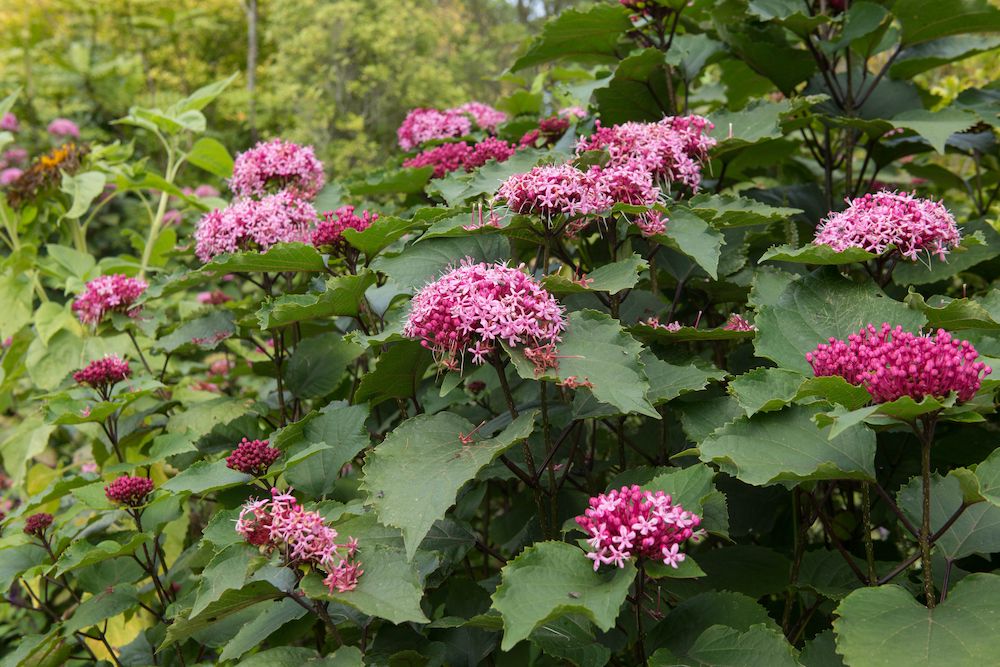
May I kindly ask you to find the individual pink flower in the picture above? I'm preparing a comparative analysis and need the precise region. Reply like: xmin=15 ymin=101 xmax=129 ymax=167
xmin=24 ymin=513 xmax=53 ymax=537
xmin=162 ymin=209 xmax=183 ymax=225
xmin=226 ymin=437 xmax=281 ymax=477
xmin=312 ymin=205 xmax=377 ymax=252
xmin=635 ymin=210 xmax=667 ymax=237
xmin=236 ymin=488 xmax=362 ymax=593
xmin=0 ymin=168 xmax=22 ymax=186
xmin=455 ymin=102 xmax=507 ymax=133
xmin=576 ymin=485 xmax=701 ymax=571
xmin=807 ymin=323 xmax=991 ymax=404
xmin=813 ymin=190 xmax=961 ymax=261
xmin=72 ymin=274 xmax=148 ymax=325
xmin=105 ymin=475 xmax=155 ymax=507
xmin=47 ymin=118 xmax=80 ymax=138
xmin=194 ymin=191 xmax=317 ymax=262
xmin=397 ymin=108 xmax=472 ymax=151
xmin=404 ymin=259 xmax=566 ymax=371
xmin=81 ymin=462 xmax=99 ymax=474
xmin=0 ymin=112 xmax=18 ymax=132
xmin=496 ymin=164 xmax=610 ymax=220
xmin=645 ymin=316 xmax=681 ymax=332
xmin=3 ymin=148 xmax=27 ymax=164
xmin=197 ymin=290 xmax=231 ymax=305
xmin=229 ymin=139 xmax=325 ymax=199
xmin=559 ymin=106 xmax=588 ymax=121
xmin=723 ymin=314 xmax=756 ymax=332
xmin=193 ymin=184 xmax=220 ymax=198
xmin=73 ymin=355 xmax=131 ymax=398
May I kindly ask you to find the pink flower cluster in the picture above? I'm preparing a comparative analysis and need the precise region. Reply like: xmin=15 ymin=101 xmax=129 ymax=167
xmin=229 ymin=139 xmax=325 ymax=199
xmin=73 ymin=274 xmax=148 ymax=325
xmin=403 ymin=259 xmax=566 ymax=370
xmin=576 ymin=485 xmax=701 ymax=571
xmin=0 ymin=112 xmax=17 ymax=132
xmin=226 ymin=437 xmax=281 ymax=477
xmin=397 ymin=108 xmax=472 ymax=151
xmin=807 ymin=323 xmax=991 ymax=404
xmin=105 ymin=475 xmax=155 ymax=507
xmin=73 ymin=355 xmax=131 ymax=397
xmin=497 ymin=164 xmax=609 ymax=219
xmin=404 ymin=138 xmax=517 ymax=178
xmin=813 ymin=190 xmax=961 ymax=261
xmin=312 ymin=205 xmax=378 ymax=252
xmin=236 ymin=488 xmax=362 ymax=593
xmin=0 ymin=168 xmax=22 ymax=186
xmin=456 ymin=102 xmax=508 ymax=133
xmin=577 ymin=116 xmax=716 ymax=190
xmin=47 ymin=118 xmax=80 ymax=138
xmin=197 ymin=290 xmax=231 ymax=305
xmin=195 ymin=191 xmax=317 ymax=262
xmin=24 ymin=513 xmax=53 ymax=536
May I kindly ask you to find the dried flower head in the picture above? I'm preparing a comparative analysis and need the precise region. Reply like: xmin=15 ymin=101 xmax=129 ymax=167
xmin=813 ymin=190 xmax=961 ymax=261
xmin=105 ymin=475 xmax=155 ymax=507
xmin=229 ymin=139 xmax=325 ymax=199
xmin=6 ymin=143 xmax=89 ymax=208
xmin=723 ymin=314 xmax=756 ymax=332
xmin=194 ymin=191 xmax=317 ymax=262
xmin=226 ymin=438 xmax=281 ymax=477
xmin=73 ymin=355 xmax=131 ymax=398
xmin=73 ymin=274 xmax=148 ymax=325
xmin=403 ymin=259 xmax=566 ymax=370
xmin=807 ymin=323 xmax=991 ymax=404
xmin=576 ymin=485 xmax=701 ymax=570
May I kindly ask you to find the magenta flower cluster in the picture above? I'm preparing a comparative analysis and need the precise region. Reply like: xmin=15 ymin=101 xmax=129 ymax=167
xmin=24 ymin=513 xmax=53 ymax=536
xmin=236 ymin=488 xmax=362 ymax=593
xmin=73 ymin=355 xmax=131 ymax=396
xmin=576 ymin=485 xmax=701 ymax=571
xmin=813 ymin=190 xmax=961 ymax=261
xmin=47 ymin=118 xmax=80 ymax=138
xmin=312 ymin=205 xmax=378 ymax=252
xmin=195 ymin=191 xmax=317 ymax=262
xmin=229 ymin=139 xmax=325 ymax=199
xmin=73 ymin=274 xmax=148 ymax=325
xmin=397 ymin=108 xmax=472 ymax=151
xmin=807 ymin=323 xmax=991 ymax=404
xmin=403 ymin=259 xmax=566 ymax=370
xmin=226 ymin=437 xmax=281 ymax=477
xmin=404 ymin=138 xmax=517 ymax=178
xmin=105 ymin=475 xmax=155 ymax=507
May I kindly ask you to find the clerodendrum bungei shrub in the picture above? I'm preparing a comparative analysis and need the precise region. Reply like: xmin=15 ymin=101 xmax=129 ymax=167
xmin=1 ymin=1 xmax=1000 ymax=665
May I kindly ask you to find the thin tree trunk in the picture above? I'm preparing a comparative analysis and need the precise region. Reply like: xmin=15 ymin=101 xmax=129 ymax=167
xmin=245 ymin=0 xmax=259 ymax=143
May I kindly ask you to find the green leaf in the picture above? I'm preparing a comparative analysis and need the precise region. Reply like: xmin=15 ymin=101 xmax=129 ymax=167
xmin=892 ymin=0 xmax=1000 ymax=45
xmin=656 ymin=209 xmax=725 ymax=279
xmin=669 ymin=624 xmax=800 ymax=666
xmin=353 ymin=341 xmax=433 ymax=406
xmin=687 ymin=194 xmax=803 ymax=228
xmin=300 ymin=542 xmax=429 ymax=624
xmin=898 ymin=473 xmax=1000 ymax=560
xmin=797 ymin=549 xmax=867 ymax=601
xmin=0 ymin=544 xmax=48 ymax=592
xmin=642 ymin=353 xmax=725 ymax=406
xmin=594 ymin=49 xmax=671 ymax=124
xmin=186 ymin=137 xmax=234 ymax=179
xmin=436 ymin=149 xmax=546 ymax=206
xmin=542 ymin=254 xmax=648 ymax=294
xmin=170 ymin=73 xmax=238 ymax=113
xmin=63 ymin=586 xmax=138 ymax=635
xmin=728 ymin=368 xmax=805 ymax=417
xmin=163 ymin=580 xmax=285 ymax=648
xmin=256 ymin=273 xmax=376 ymax=329
xmin=754 ymin=268 xmax=926 ymax=373
xmin=0 ymin=269 xmax=35 ymax=339
xmin=833 ymin=573 xmax=1000 ymax=665
xmin=794 ymin=376 xmax=872 ymax=410
xmin=372 ymin=235 xmax=510 ymax=292
xmin=190 ymin=544 xmax=257 ymax=616
xmin=201 ymin=243 xmax=327 ymax=273
xmin=631 ymin=322 xmax=756 ymax=344
xmin=904 ymin=291 xmax=1000 ymax=330
xmin=531 ymin=614 xmax=612 ymax=667
xmin=346 ymin=167 xmax=433 ymax=196
xmin=892 ymin=35 xmax=1000 ymax=78
xmin=651 ymin=590 xmax=780 ymax=657
xmin=219 ymin=597 xmax=308 ymax=661
xmin=699 ymin=405 xmax=876 ymax=486
xmin=491 ymin=541 xmax=636 ymax=651
xmin=644 ymin=463 xmax=728 ymax=536
xmin=0 ymin=415 xmax=55 ymax=486
xmin=237 ymin=647 xmax=363 ymax=667
xmin=892 ymin=108 xmax=978 ymax=153
xmin=974 ymin=447 xmax=1000 ymax=507
xmin=55 ymin=533 xmax=150 ymax=576
xmin=285 ymin=333 xmax=363 ymax=398
xmin=343 ymin=216 xmax=423 ymax=257
xmin=893 ymin=220 xmax=999 ymax=285
xmin=510 ymin=5 xmax=632 ymax=71
xmin=161 ymin=460 xmax=250 ymax=495
xmin=508 ymin=309 xmax=658 ymax=418
xmin=362 ymin=410 xmax=537 ymax=560
xmin=283 ymin=403 xmax=370 ymax=497
xmin=759 ymin=244 xmax=878 ymax=265
xmin=60 ymin=171 xmax=107 ymax=220
xmin=153 ymin=310 xmax=235 ymax=353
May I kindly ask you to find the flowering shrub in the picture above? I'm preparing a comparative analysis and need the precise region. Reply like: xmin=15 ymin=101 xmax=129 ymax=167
xmin=2 ymin=3 xmax=1000 ymax=666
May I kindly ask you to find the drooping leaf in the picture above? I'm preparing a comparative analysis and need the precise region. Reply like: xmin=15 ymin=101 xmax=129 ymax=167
xmin=892 ymin=108 xmax=978 ymax=153
xmin=200 ymin=242 xmax=327 ymax=273
xmin=372 ymin=235 xmax=510 ymax=292
xmin=655 ymin=209 xmax=725 ymax=279
xmin=285 ymin=333 xmax=364 ymax=398
xmin=759 ymin=244 xmax=878 ymax=265
xmin=163 ymin=580 xmax=286 ymax=648
xmin=542 ymin=254 xmax=648 ymax=295
xmin=186 ymin=137 xmax=234 ymax=179
xmin=687 ymin=194 xmax=803 ymax=228
xmin=353 ymin=340 xmax=433 ymax=406
xmin=256 ymin=273 xmax=376 ymax=328
xmin=510 ymin=5 xmax=632 ymax=71
xmin=161 ymin=460 xmax=250 ymax=495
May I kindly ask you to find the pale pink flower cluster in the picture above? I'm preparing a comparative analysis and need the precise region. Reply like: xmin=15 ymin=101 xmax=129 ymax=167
xmin=456 ymin=102 xmax=508 ymax=133
xmin=229 ymin=139 xmax=325 ymax=199
xmin=312 ymin=205 xmax=378 ymax=252
xmin=576 ymin=485 xmax=701 ymax=571
xmin=47 ymin=118 xmax=80 ymax=138
xmin=497 ymin=164 xmax=610 ymax=219
xmin=195 ymin=191 xmax=317 ymax=262
xmin=807 ymin=323 xmax=991 ymax=404
xmin=0 ymin=112 xmax=18 ymax=132
xmin=236 ymin=488 xmax=362 ymax=593
xmin=577 ymin=116 xmax=716 ymax=190
xmin=397 ymin=108 xmax=472 ymax=151
xmin=73 ymin=274 xmax=148 ymax=325
xmin=403 ymin=259 xmax=566 ymax=370
xmin=813 ymin=190 xmax=961 ymax=261
xmin=0 ymin=168 xmax=21 ymax=185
